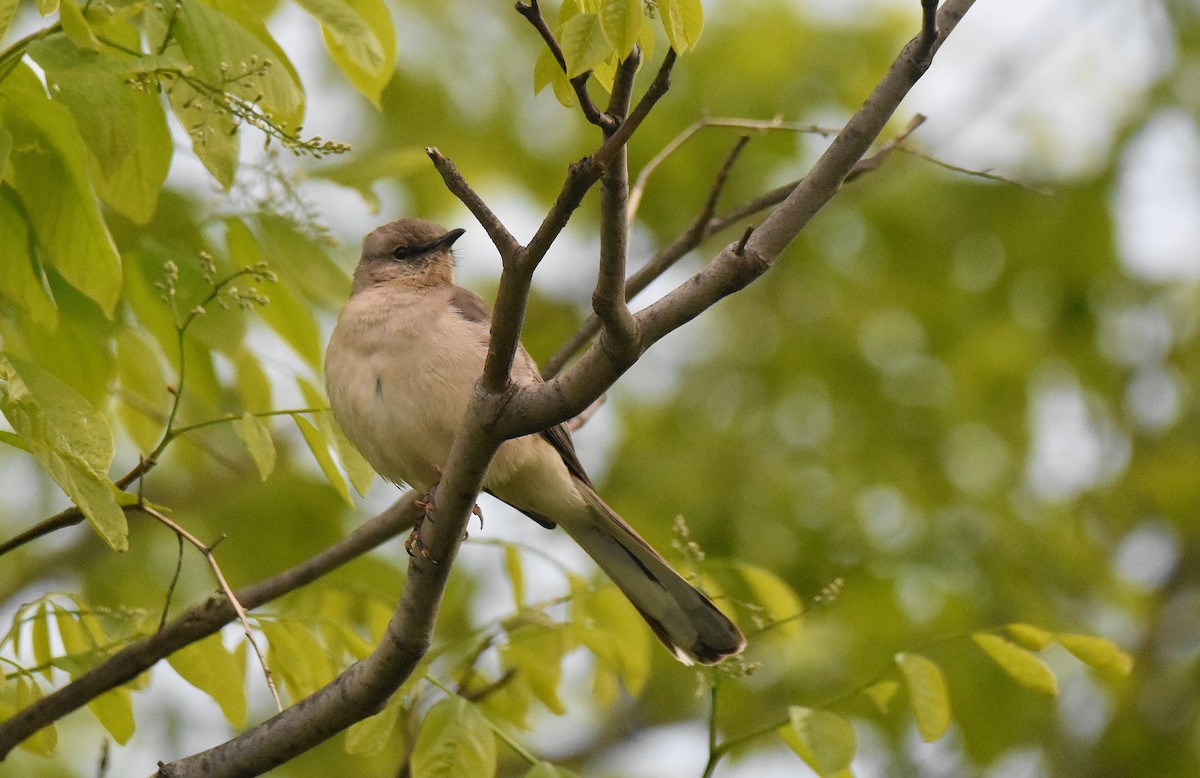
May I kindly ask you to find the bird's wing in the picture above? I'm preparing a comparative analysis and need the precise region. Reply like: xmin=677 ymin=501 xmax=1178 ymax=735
xmin=448 ymin=285 xmax=594 ymax=488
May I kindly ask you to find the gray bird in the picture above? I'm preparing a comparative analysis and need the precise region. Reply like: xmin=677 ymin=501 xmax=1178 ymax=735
xmin=325 ymin=218 xmax=745 ymax=664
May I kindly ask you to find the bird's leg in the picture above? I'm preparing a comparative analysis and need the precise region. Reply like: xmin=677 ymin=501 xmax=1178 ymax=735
xmin=406 ymin=484 xmax=439 ymax=559
xmin=405 ymin=482 xmax=485 ymax=553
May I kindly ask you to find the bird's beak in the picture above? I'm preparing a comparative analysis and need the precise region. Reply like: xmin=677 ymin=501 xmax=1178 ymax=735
xmin=436 ymin=228 xmax=466 ymax=250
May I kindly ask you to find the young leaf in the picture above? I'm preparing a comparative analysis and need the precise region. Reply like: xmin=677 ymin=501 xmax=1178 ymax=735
xmin=0 ymin=188 xmax=57 ymax=329
xmin=504 ymin=544 xmax=525 ymax=610
xmin=234 ymin=412 xmax=277 ymax=481
xmin=293 ymin=413 xmax=353 ymax=504
xmin=501 ymin=626 xmax=567 ymax=716
xmin=659 ymin=0 xmax=704 ymax=53
xmin=533 ymin=47 xmax=576 ymax=107
xmin=167 ymin=632 xmax=249 ymax=727
xmin=598 ymin=0 xmax=643 ymax=58
xmin=895 ymin=652 xmax=951 ymax=742
xmin=0 ymin=0 xmax=19 ymax=42
xmin=116 ymin=327 xmax=169 ymax=453
xmin=87 ymin=686 xmax=135 ymax=744
xmin=57 ymin=0 xmax=101 ymax=51
xmin=779 ymin=706 xmax=857 ymax=777
xmin=295 ymin=0 xmax=396 ymax=106
xmin=32 ymin=603 xmax=53 ymax=681
xmin=559 ymin=12 xmax=613 ymax=78
xmin=411 ymin=696 xmax=497 ymax=778
xmin=1 ymin=354 xmax=128 ymax=550
xmin=1 ymin=64 xmax=123 ymax=315
xmin=863 ymin=680 xmax=900 ymax=714
xmin=345 ymin=697 xmax=402 ymax=756
xmin=1006 ymin=622 xmax=1054 ymax=651
xmin=1056 ymin=633 xmax=1133 ymax=678
xmin=972 ymin=632 xmax=1058 ymax=696
xmin=330 ymin=420 xmax=376 ymax=496
xmin=16 ymin=677 xmax=58 ymax=756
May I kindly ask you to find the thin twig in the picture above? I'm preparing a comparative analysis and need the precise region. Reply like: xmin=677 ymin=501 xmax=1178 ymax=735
xmin=426 ymin=147 xmax=521 ymax=262
xmin=160 ymin=534 xmax=185 ymax=632
xmin=628 ymin=117 xmax=838 ymax=222
xmin=139 ymin=504 xmax=283 ymax=712
xmin=844 ymin=113 xmax=927 ymax=182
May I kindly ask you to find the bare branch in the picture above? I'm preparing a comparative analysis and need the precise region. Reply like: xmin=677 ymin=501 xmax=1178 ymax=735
xmin=426 ymin=147 xmax=521 ymax=262
xmin=543 ymin=133 xmax=749 ymax=378
xmin=0 ymin=497 xmax=418 ymax=760
xmin=628 ymin=117 xmax=837 ymax=223
xmin=844 ymin=113 xmax=926 ymax=183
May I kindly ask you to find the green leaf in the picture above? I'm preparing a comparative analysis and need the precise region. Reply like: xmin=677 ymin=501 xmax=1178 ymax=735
xmin=165 ymin=75 xmax=239 ymax=189
xmin=1056 ymin=633 xmax=1133 ymax=678
xmin=863 ymin=680 xmax=899 ymax=714
xmin=574 ymin=583 xmax=650 ymax=701
xmin=36 ymin=0 xmax=59 ymax=16
xmin=58 ymin=0 xmax=101 ymax=51
xmin=1 ymin=353 xmax=128 ymax=550
xmin=87 ymin=686 xmax=135 ymax=744
xmin=411 ymin=696 xmax=497 ymax=778
xmin=252 ymin=214 xmax=349 ymax=306
xmin=167 ymin=632 xmax=248 ymax=727
xmin=53 ymin=606 xmax=90 ymax=657
xmin=0 ymin=0 xmax=19 ymax=42
xmin=524 ymin=763 xmax=581 ymax=778
xmin=234 ymin=411 xmax=276 ymax=481
xmin=779 ymin=706 xmax=856 ymax=778
xmin=533 ymin=47 xmax=575 ymax=107
xmin=504 ymin=544 xmax=525 ymax=609
xmin=659 ymin=0 xmax=704 ymax=53
xmin=972 ymin=632 xmax=1058 ymax=696
xmin=293 ymin=413 xmax=352 ymax=504
xmin=346 ymin=698 xmax=402 ymax=756
xmin=0 ymin=186 xmax=57 ymax=329
xmin=29 ymin=36 xmax=173 ymax=224
xmin=116 ymin=327 xmax=168 ymax=453
xmin=1005 ymin=623 xmax=1055 ymax=651
xmin=330 ymin=421 xmax=375 ymax=496
xmin=559 ymin=13 xmax=613 ymax=78
xmin=295 ymin=0 xmax=396 ymax=106
xmin=0 ymin=64 xmax=123 ymax=315
xmin=598 ymin=0 xmax=642 ymax=57
xmin=895 ymin=652 xmax=951 ymax=742
xmin=1 ymin=352 xmax=115 ymax=490
xmin=172 ymin=0 xmax=304 ymax=131
xmin=501 ymin=626 xmax=567 ymax=715
xmin=16 ymin=677 xmax=58 ymax=756
xmin=32 ymin=603 xmax=53 ymax=680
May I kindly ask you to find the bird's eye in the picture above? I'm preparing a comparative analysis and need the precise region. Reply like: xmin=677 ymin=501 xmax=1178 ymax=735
xmin=391 ymin=241 xmax=437 ymax=261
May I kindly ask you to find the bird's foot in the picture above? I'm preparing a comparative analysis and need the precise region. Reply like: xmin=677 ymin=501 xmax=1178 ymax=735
xmin=406 ymin=485 xmax=439 ymax=559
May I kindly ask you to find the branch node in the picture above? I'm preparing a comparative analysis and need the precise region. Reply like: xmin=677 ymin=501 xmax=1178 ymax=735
xmin=735 ymin=225 xmax=755 ymax=256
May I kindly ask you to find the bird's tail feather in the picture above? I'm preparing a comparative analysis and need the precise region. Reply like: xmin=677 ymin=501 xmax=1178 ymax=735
xmin=560 ymin=483 xmax=746 ymax=665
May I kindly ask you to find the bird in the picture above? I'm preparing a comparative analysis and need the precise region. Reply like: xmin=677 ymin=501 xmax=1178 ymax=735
xmin=325 ymin=218 xmax=745 ymax=665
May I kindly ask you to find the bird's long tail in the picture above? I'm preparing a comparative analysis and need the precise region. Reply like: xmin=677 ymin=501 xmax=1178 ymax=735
xmin=560 ymin=483 xmax=746 ymax=665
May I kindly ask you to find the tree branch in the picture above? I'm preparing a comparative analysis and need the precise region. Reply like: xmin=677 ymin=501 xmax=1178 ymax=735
xmin=0 ymin=497 xmax=418 ymax=760
xmin=514 ymin=0 xmax=613 ymax=130
xmin=500 ymin=0 xmax=977 ymax=438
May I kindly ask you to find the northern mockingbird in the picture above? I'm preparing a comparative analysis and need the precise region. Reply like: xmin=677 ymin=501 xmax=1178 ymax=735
xmin=325 ymin=218 xmax=745 ymax=664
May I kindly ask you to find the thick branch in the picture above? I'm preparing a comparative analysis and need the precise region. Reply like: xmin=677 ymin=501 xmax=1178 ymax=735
xmin=501 ymin=0 xmax=977 ymax=437
xmin=0 ymin=497 xmax=417 ymax=760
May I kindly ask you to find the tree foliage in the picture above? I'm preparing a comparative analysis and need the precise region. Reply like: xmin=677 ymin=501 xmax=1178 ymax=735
xmin=2 ymin=0 xmax=1196 ymax=776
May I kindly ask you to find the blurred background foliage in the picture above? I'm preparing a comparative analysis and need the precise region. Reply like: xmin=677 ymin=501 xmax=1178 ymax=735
xmin=1 ymin=0 xmax=1198 ymax=776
